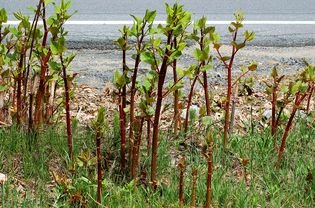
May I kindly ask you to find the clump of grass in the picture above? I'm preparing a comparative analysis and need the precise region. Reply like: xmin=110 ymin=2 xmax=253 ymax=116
xmin=0 ymin=118 xmax=314 ymax=207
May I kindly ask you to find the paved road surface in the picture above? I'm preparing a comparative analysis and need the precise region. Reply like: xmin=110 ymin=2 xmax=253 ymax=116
xmin=2 ymin=0 xmax=315 ymax=46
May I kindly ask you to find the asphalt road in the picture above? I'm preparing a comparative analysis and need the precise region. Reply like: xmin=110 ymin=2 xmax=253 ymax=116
xmin=2 ymin=0 xmax=315 ymax=47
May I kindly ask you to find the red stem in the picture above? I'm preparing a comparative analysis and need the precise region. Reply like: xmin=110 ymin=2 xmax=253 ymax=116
xmin=146 ymin=119 xmax=151 ymax=157
xmin=200 ymin=29 xmax=211 ymax=116
xmin=96 ymin=131 xmax=102 ymax=205
xmin=129 ymin=23 xmax=147 ymax=165
xmin=151 ymin=33 xmax=172 ymax=187
xmin=184 ymin=76 xmax=198 ymax=132
xmin=173 ymin=37 xmax=179 ymax=134
xmin=16 ymin=51 xmax=24 ymax=125
xmin=278 ymin=93 xmax=308 ymax=162
xmin=205 ymin=144 xmax=213 ymax=208
xmin=60 ymin=55 xmax=73 ymax=160
xmin=223 ymin=31 xmax=237 ymax=149
xmin=118 ymin=91 xmax=126 ymax=170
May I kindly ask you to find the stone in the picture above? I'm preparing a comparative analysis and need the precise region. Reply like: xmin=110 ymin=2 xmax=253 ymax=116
xmin=180 ymin=104 xmax=200 ymax=119
xmin=262 ymin=109 xmax=272 ymax=120
xmin=0 ymin=173 xmax=7 ymax=183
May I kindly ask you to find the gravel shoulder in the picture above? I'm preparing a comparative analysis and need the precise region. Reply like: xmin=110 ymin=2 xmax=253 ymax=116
xmin=70 ymin=45 xmax=315 ymax=90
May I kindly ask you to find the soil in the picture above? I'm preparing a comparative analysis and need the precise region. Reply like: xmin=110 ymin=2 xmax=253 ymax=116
xmin=68 ymin=45 xmax=315 ymax=127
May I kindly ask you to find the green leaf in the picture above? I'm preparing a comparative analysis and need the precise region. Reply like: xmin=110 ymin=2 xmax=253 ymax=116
xmin=220 ymin=56 xmax=231 ymax=62
xmin=93 ymin=106 xmax=106 ymax=131
xmin=197 ymin=16 xmax=207 ymax=29
xmin=177 ymin=42 xmax=187 ymax=51
xmin=165 ymin=3 xmax=173 ymax=16
xmin=115 ymin=37 xmax=127 ymax=49
xmin=0 ymin=8 xmax=8 ymax=23
xmin=228 ymin=26 xmax=235 ymax=33
xmin=231 ymin=22 xmax=243 ymax=29
xmin=201 ymin=64 xmax=212 ymax=72
xmin=202 ymin=116 xmax=212 ymax=127
xmin=49 ymin=27 xmax=59 ymax=37
xmin=247 ymin=62 xmax=257 ymax=71
xmin=13 ymin=11 xmax=24 ymax=21
xmin=44 ymin=0 xmax=54 ymax=5
xmin=204 ymin=26 xmax=215 ymax=34
xmin=140 ymin=51 xmax=155 ymax=65
xmin=113 ymin=70 xmax=126 ymax=88
xmin=146 ymin=106 xmax=155 ymax=116
xmin=169 ymin=50 xmax=182 ymax=62
xmin=193 ymin=48 xmax=206 ymax=61
xmin=0 ymin=84 xmax=9 ymax=92
xmin=143 ymin=79 xmax=152 ymax=91
xmin=234 ymin=10 xmax=245 ymax=22
xmin=48 ymin=61 xmax=61 ymax=71
xmin=152 ymin=37 xmax=161 ymax=48
xmin=210 ymin=32 xmax=220 ymax=43
xmin=130 ymin=14 xmax=142 ymax=25
xmin=65 ymin=54 xmax=76 ymax=66
xmin=176 ymin=67 xmax=184 ymax=77
xmin=271 ymin=67 xmax=278 ymax=78
xmin=265 ymin=86 xmax=272 ymax=95
xmin=213 ymin=43 xmax=222 ymax=50
xmin=245 ymin=30 xmax=255 ymax=41
xmin=9 ymin=27 xmax=21 ymax=37
xmin=231 ymin=41 xmax=244 ymax=50
xmin=63 ymin=0 xmax=72 ymax=10
xmin=291 ymin=81 xmax=302 ymax=94
xmin=50 ymin=41 xmax=59 ymax=55
xmin=145 ymin=10 xmax=156 ymax=23
xmin=50 ymin=37 xmax=67 ymax=55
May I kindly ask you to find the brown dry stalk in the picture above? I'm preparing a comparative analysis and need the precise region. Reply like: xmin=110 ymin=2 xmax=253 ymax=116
xmin=191 ymin=168 xmax=198 ymax=208
xmin=306 ymin=86 xmax=314 ymax=113
xmin=131 ymin=117 xmax=144 ymax=190
xmin=205 ymin=143 xmax=213 ymax=208
xmin=178 ymin=156 xmax=185 ymax=207
xmin=96 ymin=131 xmax=102 ymax=205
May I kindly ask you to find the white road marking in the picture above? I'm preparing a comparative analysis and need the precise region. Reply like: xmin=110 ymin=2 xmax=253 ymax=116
xmin=4 ymin=20 xmax=315 ymax=25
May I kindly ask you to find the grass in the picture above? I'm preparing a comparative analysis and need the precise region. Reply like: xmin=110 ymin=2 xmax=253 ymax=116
xmin=0 ymin=119 xmax=314 ymax=207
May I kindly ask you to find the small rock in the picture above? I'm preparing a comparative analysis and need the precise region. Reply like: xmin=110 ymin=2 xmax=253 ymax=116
xmin=180 ymin=104 xmax=200 ymax=119
xmin=296 ymin=110 xmax=307 ymax=118
xmin=262 ymin=110 xmax=272 ymax=120
xmin=0 ymin=173 xmax=7 ymax=184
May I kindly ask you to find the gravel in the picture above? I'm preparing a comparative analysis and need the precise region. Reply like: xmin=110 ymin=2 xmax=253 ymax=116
xmin=69 ymin=44 xmax=315 ymax=90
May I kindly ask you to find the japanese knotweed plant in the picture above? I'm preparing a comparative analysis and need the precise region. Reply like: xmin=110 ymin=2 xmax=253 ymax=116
xmin=92 ymin=106 xmax=107 ymax=205
xmin=214 ymin=11 xmax=255 ymax=148
xmin=183 ymin=16 xmax=215 ymax=132
xmin=135 ymin=71 xmax=157 ymax=179
xmin=114 ymin=26 xmax=129 ymax=171
xmin=39 ymin=0 xmax=76 ymax=159
xmin=0 ymin=7 xmax=9 ymax=122
xmin=277 ymin=63 xmax=315 ymax=162
xmin=112 ymin=70 xmax=128 ymax=171
xmin=0 ymin=0 xmax=76 ymax=158
xmin=264 ymin=67 xmax=286 ymax=147
xmin=115 ymin=9 xmax=156 ymax=174
xmin=139 ymin=3 xmax=191 ymax=187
